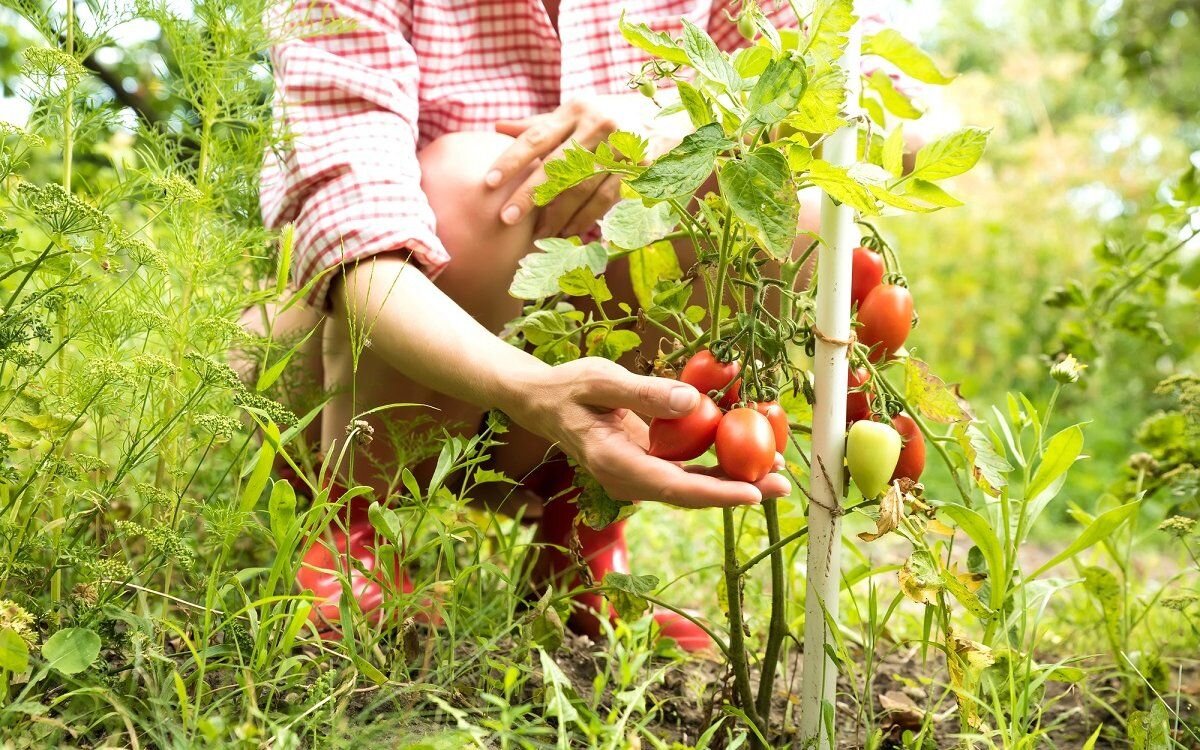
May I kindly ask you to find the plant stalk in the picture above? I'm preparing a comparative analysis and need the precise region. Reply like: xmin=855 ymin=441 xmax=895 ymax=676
xmin=721 ymin=507 xmax=763 ymax=740
xmin=755 ymin=497 xmax=787 ymax=723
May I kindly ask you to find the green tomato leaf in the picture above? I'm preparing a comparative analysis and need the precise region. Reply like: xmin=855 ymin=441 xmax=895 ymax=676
xmin=903 ymin=358 xmax=969 ymax=424
xmin=532 ymin=339 xmax=581 ymax=366
xmin=510 ymin=239 xmax=607 ymax=300
xmin=0 ymin=627 xmax=29 ymax=673
xmin=956 ymin=422 xmax=1012 ymax=497
xmin=528 ymin=590 xmax=566 ymax=653
xmin=599 ymin=200 xmax=677 ymax=249
xmin=603 ymin=572 xmax=659 ymax=622
xmin=898 ymin=549 xmax=942 ymax=604
xmin=585 ymin=328 xmax=642 ymax=361
xmin=866 ymin=70 xmax=922 ymax=120
xmin=869 ymin=184 xmax=937 ymax=213
xmin=573 ymin=470 xmax=635 ymax=530
xmin=533 ymin=144 xmax=600 ymax=206
xmin=557 ymin=267 xmax=613 ymax=303
xmin=785 ymin=65 xmax=846 ymax=134
xmin=909 ymin=127 xmax=989 ymax=182
xmin=863 ymin=29 xmax=954 ymax=85
xmin=746 ymin=55 xmax=808 ymax=128
xmin=628 ymin=123 xmax=733 ymax=202
xmin=733 ymin=44 xmax=773 ymax=79
xmin=718 ymin=147 xmax=799 ymax=259
xmin=1127 ymin=702 xmax=1171 ymax=750
xmin=675 ymin=81 xmax=715 ymax=129
xmin=607 ymin=131 xmax=648 ymax=164
xmin=904 ymin=179 xmax=964 ymax=207
xmin=41 ymin=627 xmax=101 ymax=676
xmin=680 ymin=18 xmax=742 ymax=91
xmin=805 ymin=0 xmax=856 ymax=62
xmin=518 ymin=309 xmax=579 ymax=346
xmin=806 ymin=159 xmax=879 ymax=216
xmin=619 ymin=13 xmax=689 ymax=65
xmin=627 ymin=240 xmax=682 ymax=311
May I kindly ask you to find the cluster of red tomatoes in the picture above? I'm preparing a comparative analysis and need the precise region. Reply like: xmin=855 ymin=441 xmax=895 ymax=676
xmin=847 ymin=246 xmax=926 ymax=498
xmin=646 ymin=350 xmax=783 ymax=483
xmin=645 ymin=246 xmax=928 ymax=497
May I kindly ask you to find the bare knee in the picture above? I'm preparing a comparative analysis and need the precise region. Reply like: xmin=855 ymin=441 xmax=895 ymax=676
xmin=418 ymin=131 xmax=537 ymax=248
xmin=418 ymin=131 xmax=539 ymax=328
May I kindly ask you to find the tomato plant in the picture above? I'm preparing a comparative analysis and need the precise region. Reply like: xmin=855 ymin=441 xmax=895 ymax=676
xmin=716 ymin=408 xmax=777 ymax=483
xmin=647 ymin=395 xmax=722 ymax=461
xmin=506 ymin=5 xmax=991 ymax=746
xmin=857 ymin=284 xmax=914 ymax=361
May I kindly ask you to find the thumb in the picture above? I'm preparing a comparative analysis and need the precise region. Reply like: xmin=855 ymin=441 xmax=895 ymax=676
xmin=577 ymin=360 xmax=700 ymax=418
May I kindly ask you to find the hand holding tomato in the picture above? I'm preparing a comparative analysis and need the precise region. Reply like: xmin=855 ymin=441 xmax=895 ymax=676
xmin=510 ymin=357 xmax=790 ymax=509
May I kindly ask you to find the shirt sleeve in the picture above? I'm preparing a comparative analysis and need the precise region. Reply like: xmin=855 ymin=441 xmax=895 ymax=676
xmin=260 ymin=0 xmax=450 ymax=309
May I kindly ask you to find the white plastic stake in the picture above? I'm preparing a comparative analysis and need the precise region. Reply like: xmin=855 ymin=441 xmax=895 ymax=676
xmin=800 ymin=13 xmax=862 ymax=749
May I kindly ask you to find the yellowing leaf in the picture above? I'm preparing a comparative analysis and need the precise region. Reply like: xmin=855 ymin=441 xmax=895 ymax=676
xmin=903 ymin=358 xmax=968 ymax=424
xmin=858 ymin=481 xmax=906 ymax=542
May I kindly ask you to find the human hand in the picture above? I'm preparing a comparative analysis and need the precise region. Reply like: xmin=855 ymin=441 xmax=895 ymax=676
xmin=485 ymin=100 xmax=623 ymax=240
xmin=504 ymin=358 xmax=792 ymax=509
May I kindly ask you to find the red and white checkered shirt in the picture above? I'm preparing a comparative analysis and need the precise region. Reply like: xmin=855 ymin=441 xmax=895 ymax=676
xmin=261 ymin=0 xmax=796 ymax=307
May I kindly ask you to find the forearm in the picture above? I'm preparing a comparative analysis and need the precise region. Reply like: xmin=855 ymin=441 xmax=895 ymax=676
xmin=331 ymin=255 xmax=547 ymax=418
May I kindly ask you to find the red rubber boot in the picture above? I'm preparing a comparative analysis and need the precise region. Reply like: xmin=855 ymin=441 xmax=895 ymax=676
xmin=529 ymin=461 xmax=714 ymax=653
xmin=287 ymin=475 xmax=416 ymax=638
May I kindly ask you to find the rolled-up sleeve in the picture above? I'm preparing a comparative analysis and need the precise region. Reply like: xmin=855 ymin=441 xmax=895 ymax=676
xmin=261 ymin=0 xmax=449 ymax=309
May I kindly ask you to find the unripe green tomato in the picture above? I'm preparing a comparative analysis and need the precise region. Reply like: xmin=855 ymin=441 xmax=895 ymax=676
xmin=737 ymin=14 xmax=756 ymax=41
xmin=846 ymin=420 xmax=902 ymax=498
xmin=638 ymin=80 xmax=656 ymax=98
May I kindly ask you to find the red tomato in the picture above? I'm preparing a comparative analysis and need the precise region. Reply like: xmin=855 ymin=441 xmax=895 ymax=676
xmin=890 ymin=413 xmax=926 ymax=483
xmin=715 ymin=408 xmax=777 ymax=483
xmin=847 ymin=367 xmax=873 ymax=425
xmin=680 ymin=349 xmax=742 ymax=408
xmin=648 ymin=395 xmax=722 ymax=461
xmin=851 ymin=246 xmax=885 ymax=309
xmin=750 ymin=401 xmax=789 ymax=452
xmin=858 ymin=284 xmax=914 ymax=362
